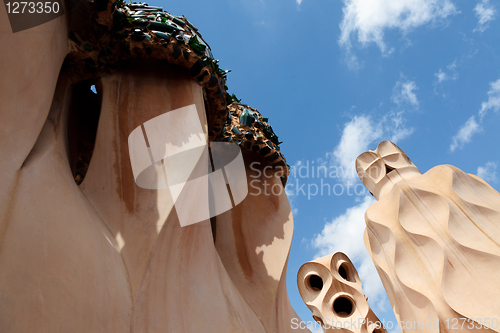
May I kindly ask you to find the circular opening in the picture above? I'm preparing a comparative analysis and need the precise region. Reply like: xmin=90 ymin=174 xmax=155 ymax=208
xmin=338 ymin=263 xmax=355 ymax=282
xmin=308 ymin=274 xmax=323 ymax=291
xmin=338 ymin=264 xmax=348 ymax=280
xmin=333 ymin=296 xmax=354 ymax=317
xmin=312 ymin=315 xmax=324 ymax=327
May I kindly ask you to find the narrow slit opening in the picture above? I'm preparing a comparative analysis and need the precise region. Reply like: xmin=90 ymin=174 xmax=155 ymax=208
xmin=312 ymin=315 xmax=324 ymax=327
xmin=385 ymin=164 xmax=395 ymax=175
xmin=68 ymin=79 xmax=101 ymax=185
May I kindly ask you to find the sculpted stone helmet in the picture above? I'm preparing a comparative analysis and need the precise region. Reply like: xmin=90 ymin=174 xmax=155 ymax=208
xmin=355 ymin=141 xmax=421 ymax=200
xmin=63 ymin=0 xmax=289 ymax=185
xmin=0 ymin=1 xmax=301 ymax=332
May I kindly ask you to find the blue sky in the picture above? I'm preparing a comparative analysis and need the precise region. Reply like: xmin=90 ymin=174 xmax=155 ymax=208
xmin=158 ymin=0 xmax=499 ymax=331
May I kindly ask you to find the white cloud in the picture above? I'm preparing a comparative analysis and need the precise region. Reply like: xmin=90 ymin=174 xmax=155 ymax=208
xmin=384 ymin=111 xmax=415 ymax=143
xmin=449 ymin=78 xmax=500 ymax=151
xmin=477 ymin=161 xmax=497 ymax=183
xmin=434 ymin=52 xmax=479 ymax=95
xmin=333 ymin=115 xmax=383 ymax=179
xmin=313 ymin=196 xmax=374 ymax=261
xmin=296 ymin=0 xmax=303 ymax=5
xmin=435 ymin=69 xmax=448 ymax=83
xmin=473 ymin=0 xmax=497 ymax=33
xmin=332 ymin=111 xmax=414 ymax=181
xmin=434 ymin=61 xmax=458 ymax=84
xmin=285 ymin=173 xmax=300 ymax=215
xmin=479 ymin=78 xmax=500 ymax=120
xmin=291 ymin=77 xmax=414 ymax=183
xmin=392 ymin=77 xmax=419 ymax=107
xmin=450 ymin=116 xmax=481 ymax=152
xmin=312 ymin=196 xmax=388 ymax=311
xmin=339 ymin=0 xmax=457 ymax=62
xmin=333 ymin=77 xmax=417 ymax=179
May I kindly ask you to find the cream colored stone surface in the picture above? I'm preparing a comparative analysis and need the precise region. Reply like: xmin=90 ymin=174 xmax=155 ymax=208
xmin=357 ymin=141 xmax=500 ymax=333
xmin=0 ymin=4 xmax=69 ymax=226
xmin=0 ymin=5 xmax=308 ymax=331
xmin=298 ymin=252 xmax=386 ymax=333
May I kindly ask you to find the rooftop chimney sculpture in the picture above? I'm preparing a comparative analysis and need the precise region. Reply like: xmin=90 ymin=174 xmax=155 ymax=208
xmin=356 ymin=141 xmax=500 ymax=333
xmin=297 ymin=252 xmax=387 ymax=333
xmin=0 ymin=1 xmax=307 ymax=332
